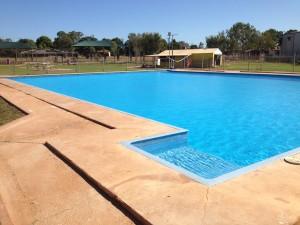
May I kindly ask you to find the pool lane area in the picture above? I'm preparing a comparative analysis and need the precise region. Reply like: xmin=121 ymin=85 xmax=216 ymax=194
xmin=11 ymin=71 xmax=300 ymax=182
xmin=1 ymin=74 xmax=300 ymax=225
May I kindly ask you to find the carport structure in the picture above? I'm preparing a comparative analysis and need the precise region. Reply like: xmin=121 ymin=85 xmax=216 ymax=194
xmin=148 ymin=48 xmax=223 ymax=69
xmin=0 ymin=42 xmax=33 ymax=63
xmin=73 ymin=40 xmax=112 ymax=58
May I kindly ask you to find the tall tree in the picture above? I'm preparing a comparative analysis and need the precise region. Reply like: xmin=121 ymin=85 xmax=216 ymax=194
xmin=0 ymin=38 xmax=12 ymax=42
xmin=111 ymin=41 xmax=118 ymax=58
xmin=260 ymin=29 xmax=283 ymax=53
xmin=206 ymin=31 xmax=229 ymax=53
xmin=128 ymin=33 xmax=142 ymax=58
xmin=171 ymin=39 xmax=189 ymax=50
xmin=141 ymin=33 xmax=166 ymax=55
xmin=227 ymin=22 xmax=260 ymax=53
xmin=111 ymin=37 xmax=124 ymax=59
xmin=199 ymin=42 xmax=204 ymax=48
xmin=18 ymin=38 xmax=36 ymax=48
xmin=36 ymin=36 xmax=52 ymax=49
xmin=53 ymin=31 xmax=83 ymax=50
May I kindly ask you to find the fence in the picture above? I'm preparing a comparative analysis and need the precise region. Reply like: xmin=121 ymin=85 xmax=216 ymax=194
xmin=0 ymin=56 xmax=151 ymax=76
xmin=1 ymin=54 xmax=300 ymax=76
xmin=220 ymin=55 xmax=300 ymax=73
xmin=153 ymin=54 xmax=300 ymax=73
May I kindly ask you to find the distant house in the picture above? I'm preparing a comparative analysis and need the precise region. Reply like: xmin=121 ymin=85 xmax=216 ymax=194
xmin=280 ymin=31 xmax=300 ymax=56
xmin=148 ymin=48 xmax=222 ymax=68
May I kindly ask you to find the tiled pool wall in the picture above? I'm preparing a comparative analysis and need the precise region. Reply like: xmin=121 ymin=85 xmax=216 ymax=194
xmin=133 ymin=130 xmax=188 ymax=154
xmin=122 ymin=130 xmax=215 ymax=185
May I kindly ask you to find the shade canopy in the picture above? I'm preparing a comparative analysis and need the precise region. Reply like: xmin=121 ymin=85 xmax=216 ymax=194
xmin=0 ymin=42 xmax=33 ymax=49
xmin=73 ymin=40 xmax=112 ymax=48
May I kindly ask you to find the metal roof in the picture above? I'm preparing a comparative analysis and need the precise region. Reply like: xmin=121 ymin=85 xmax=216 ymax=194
xmin=148 ymin=48 xmax=222 ymax=57
xmin=73 ymin=40 xmax=112 ymax=47
xmin=0 ymin=42 xmax=33 ymax=49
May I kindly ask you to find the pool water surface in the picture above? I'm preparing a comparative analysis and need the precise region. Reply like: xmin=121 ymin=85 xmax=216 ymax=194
xmin=12 ymin=71 xmax=300 ymax=182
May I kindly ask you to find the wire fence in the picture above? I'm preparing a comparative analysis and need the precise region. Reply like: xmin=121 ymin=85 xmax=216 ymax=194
xmin=152 ymin=54 xmax=300 ymax=73
xmin=1 ymin=54 xmax=300 ymax=76
xmin=0 ymin=56 xmax=148 ymax=76
xmin=220 ymin=55 xmax=300 ymax=73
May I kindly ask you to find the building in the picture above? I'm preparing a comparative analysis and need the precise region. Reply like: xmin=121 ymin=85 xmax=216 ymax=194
xmin=73 ymin=40 xmax=112 ymax=57
xmin=148 ymin=48 xmax=222 ymax=68
xmin=280 ymin=31 xmax=300 ymax=56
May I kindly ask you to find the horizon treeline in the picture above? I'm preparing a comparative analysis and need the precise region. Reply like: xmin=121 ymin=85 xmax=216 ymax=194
xmin=0 ymin=22 xmax=298 ymax=57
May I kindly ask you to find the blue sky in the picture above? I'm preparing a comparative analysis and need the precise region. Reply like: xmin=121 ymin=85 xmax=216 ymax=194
xmin=1 ymin=0 xmax=299 ymax=44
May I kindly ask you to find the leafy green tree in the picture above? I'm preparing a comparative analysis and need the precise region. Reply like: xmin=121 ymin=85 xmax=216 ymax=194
xmin=260 ymin=29 xmax=283 ymax=53
xmin=141 ymin=33 xmax=166 ymax=54
xmin=0 ymin=38 xmax=12 ymax=42
xmin=111 ymin=41 xmax=118 ymax=58
xmin=36 ymin=36 xmax=52 ymax=49
xmin=227 ymin=22 xmax=260 ymax=53
xmin=111 ymin=37 xmax=124 ymax=59
xmin=53 ymin=31 xmax=73 ymax=50
xmin=159 ymin=39 xmax=168 ymax=52
xmin=199 ymin=42 xmax=204 ymax=48
xmin=79 ymin=36 xmax=97 ymax=42
xmin=190 ymin=44 xmax=198 ymax=49
xmin=171 ymin=39 xmax=189 ymax=50
xmin=18 ymin=39 xmax=36 ymax=48
xmin=127 ymin=33 xmax=167 ymax=57
xmin=128 ymin=33 xmax=143 ymax=58
xmin=68 ymin=31 xmax=84 ymax=44
xmin=206 ymin=31 xmax=229 ymax=53
xmin=53 ymin=31 xmax=83 ymax=50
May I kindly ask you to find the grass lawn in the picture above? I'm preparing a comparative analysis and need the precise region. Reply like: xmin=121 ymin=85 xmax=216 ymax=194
xmin=223 ymin=61 xmax=300 ymax=73
xmin=1 ymin=61 xmax=300 ymax=76
xmin=0 ymin=62 xmax=143 ymax=76
xmin=0 ymin=97 xmax=25 ymax=126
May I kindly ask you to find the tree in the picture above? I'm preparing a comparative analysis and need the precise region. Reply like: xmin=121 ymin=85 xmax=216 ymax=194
xmin=53 ymin=31 xmax=73 ymax=50
xmin=111 ymin=41 xmax=118 ymax=60
xmin=159 ymin=39 xmax=168 ymax=52
xmin=53 ymin=31 xmax=83 ymax=50
xmin=18 ymin=39 xmax=36 ymax=48
xmin=0 ymin=38 xmax=12 ymax=42
xmin=141 ymin=32 xmax=166 ymax=55
xmin=227 ymin=22 xmax=260 ymax=53
xmin=260 ymin=29 xmax=283 ymax=53
xmin=128 ymin=33 xmax=143 ymax=59
xmin=206 ymin=31 xmax=229 ymax=53
xmin=171 ymin=39 xmax=189 ymax=50
xmin=199 ymin=42 xmax=204 ymax=48
xmin=178 ymin=41 xmax=189 ymax=49
xmin=190 ymin=44 xmax=198 ymax=49
xmin=79 ymin=36 xmax=97 ymax=42
xmin=68 ymin=31 xmax=84 ymax=44
xmin=111 ymin=37 xmax=124 ymax=59
xmin=36 ymin=36 xmax=52 ymax=49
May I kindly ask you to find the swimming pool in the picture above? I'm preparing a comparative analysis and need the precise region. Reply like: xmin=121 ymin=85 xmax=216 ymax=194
xmin=12 ymin=71 xmax=300 ymax=184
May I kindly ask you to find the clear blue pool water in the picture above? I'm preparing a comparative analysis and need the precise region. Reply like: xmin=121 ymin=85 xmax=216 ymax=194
xmin=12 ymin=71 xmax=300 ymax=180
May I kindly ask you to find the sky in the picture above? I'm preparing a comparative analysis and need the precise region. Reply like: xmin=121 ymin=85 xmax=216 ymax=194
xmin=1 ymin=0 xmax=299 ymax=44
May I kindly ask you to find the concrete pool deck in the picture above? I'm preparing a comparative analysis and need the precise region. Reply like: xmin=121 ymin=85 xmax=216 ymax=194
xmin=0 ymin=77 xmax=300 ymax=225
